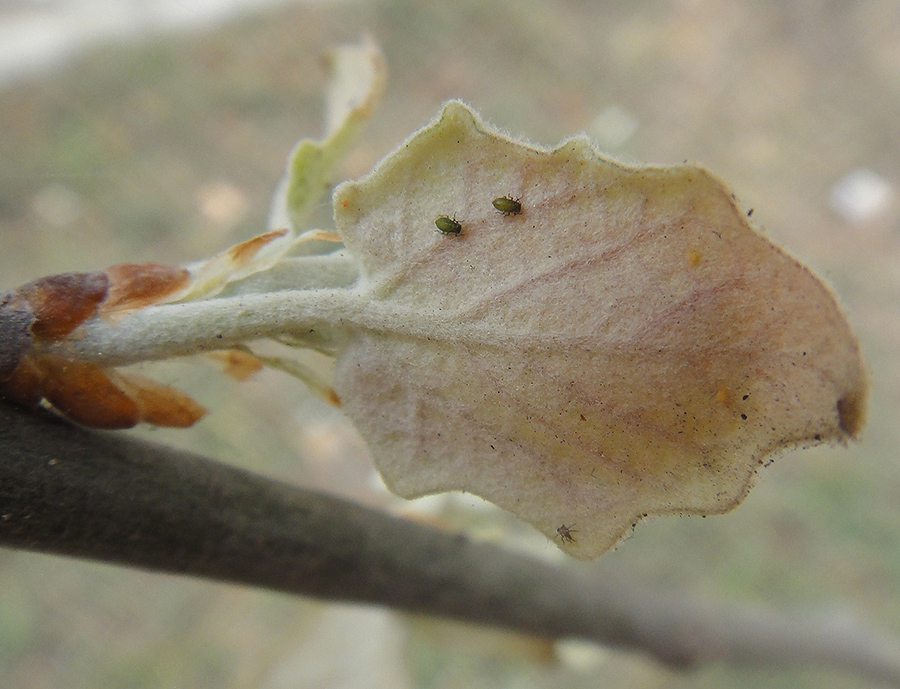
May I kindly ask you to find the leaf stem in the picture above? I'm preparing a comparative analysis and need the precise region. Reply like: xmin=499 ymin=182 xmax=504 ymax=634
xmin=47 ymin=287 xmax=363 ymax=367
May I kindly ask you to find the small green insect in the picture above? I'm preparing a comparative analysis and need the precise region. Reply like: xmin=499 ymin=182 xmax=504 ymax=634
xmin=435 ymin=215 xmax=462 ymax=235
xmin=492 ymin=195 xmax=522 ymax=216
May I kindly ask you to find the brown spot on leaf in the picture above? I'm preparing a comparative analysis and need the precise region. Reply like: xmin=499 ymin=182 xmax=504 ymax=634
xmin=837 ymin=386 xmax=867 ymax=438
xmin=207 ymin=349 xmax=265 ymax=381
xmin=16 ymin=272 xmax=109 ymax=340
xmin=102 ymin=262 xmax=191 ymax=314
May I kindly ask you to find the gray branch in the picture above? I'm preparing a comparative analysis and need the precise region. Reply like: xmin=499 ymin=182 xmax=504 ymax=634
xmin=0 ymin=400 xmax=898 ymax=685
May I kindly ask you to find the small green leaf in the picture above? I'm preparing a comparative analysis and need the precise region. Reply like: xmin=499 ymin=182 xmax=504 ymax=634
xmin=269 ymin=38 xmax=386 ymax=234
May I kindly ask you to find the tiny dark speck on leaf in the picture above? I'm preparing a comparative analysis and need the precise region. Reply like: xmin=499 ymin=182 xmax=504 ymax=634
xmin=741 ymin=413 xmax=747 ymax=420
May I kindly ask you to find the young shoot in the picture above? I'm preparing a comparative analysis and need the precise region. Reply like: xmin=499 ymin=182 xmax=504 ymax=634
xmin=0 ymin=45 xmax=867 ymax=559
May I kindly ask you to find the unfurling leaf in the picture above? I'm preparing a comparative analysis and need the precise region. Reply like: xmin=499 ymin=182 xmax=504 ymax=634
xmin=332 ymin=101 xmax=867 ymax=559
xmin=269 ymin=37 xmax=387 ymax=234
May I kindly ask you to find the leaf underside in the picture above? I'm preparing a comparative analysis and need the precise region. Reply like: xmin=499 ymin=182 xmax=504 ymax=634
xmin=332 ymin=101 xmax=867 ymax=559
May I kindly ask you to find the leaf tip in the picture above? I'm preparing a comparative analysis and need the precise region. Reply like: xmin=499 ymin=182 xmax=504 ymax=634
xmin=837 ymin=382 xmax=868 ymax=439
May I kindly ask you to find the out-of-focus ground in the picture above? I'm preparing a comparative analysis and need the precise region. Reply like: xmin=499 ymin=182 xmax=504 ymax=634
xmin=0 ymin=0 xmax=296 ymax=87
xmin=0 ymin=1 xmax=898 ymax=687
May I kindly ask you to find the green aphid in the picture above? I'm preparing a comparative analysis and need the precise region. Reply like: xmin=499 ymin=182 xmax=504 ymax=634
xmin=435 ymin=215 xmax=462 ymax=235
xmin=492 ymin=195 xmax=522 ymax=216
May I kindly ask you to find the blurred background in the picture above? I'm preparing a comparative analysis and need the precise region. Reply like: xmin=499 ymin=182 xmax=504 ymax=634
xmin=0 ymin=0 xmax=898 ymax=687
